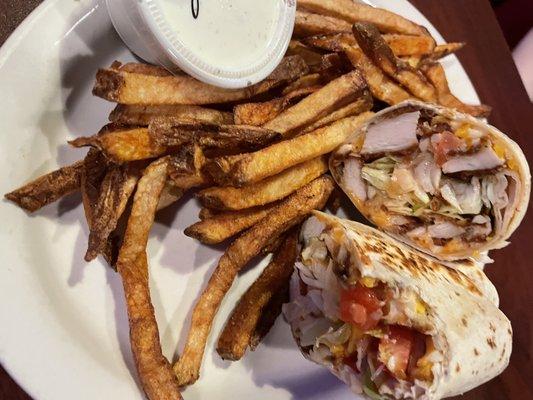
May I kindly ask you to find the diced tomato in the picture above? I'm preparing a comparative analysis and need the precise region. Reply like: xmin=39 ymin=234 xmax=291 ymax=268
xmin=378 ymin=325 xmax=415 ymax=380
xmin=340 ymin=284 xmax=382 ymax=331
xmin=433 ymin=132 xmax=464 ymax=165
xmin=343 ymin=354 xmax=360 ymax=373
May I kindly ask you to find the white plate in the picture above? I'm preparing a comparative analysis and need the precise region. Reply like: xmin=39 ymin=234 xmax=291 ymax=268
xmin=0 ymin=1 xmax=480 ymax=399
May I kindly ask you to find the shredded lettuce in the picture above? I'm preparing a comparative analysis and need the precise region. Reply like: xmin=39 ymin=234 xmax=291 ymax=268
xmin=363 ymin=370 xmax=385 ymax=400
xmin=362 ymin=167 xmax=391 ymax=191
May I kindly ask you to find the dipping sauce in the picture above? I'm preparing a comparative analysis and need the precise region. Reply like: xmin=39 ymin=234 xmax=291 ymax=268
xmin=159 ymin=0 xmax=282 ymax=70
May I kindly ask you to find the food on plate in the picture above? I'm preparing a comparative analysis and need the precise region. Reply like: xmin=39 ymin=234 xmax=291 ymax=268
xmin=421 ymin=62 xmax=492 ymax=118
xmin=284 ymin=212 xmax=512 ymax=400
xmin=174 ymin=176 xmax=334 ymax=386
xmin=5 ymin=160 xmax=84 ymax=212
xmin=110 ymin=103 xmax=233 ymax=126
xmin=185 ymin=202 xmax=279 ymax=245
xmin=330 ymin=101 xmax=531 ymax=260
xmin=167 ymin=144 xmax=209 ymax=190
xmin=298 ymin=0 xmax=430 ymax=36
xmin=420 ymin=42 xmax=466 ymax=65
xmin=217 ymin=230 xmax=299 ymax=360
xmin=115 ymin=158 xmax=183 ymax=400
xmin=294 ymin=10 xmax=352 ymax=37
xmin=282 ymin=73 xmax=325 ymax=95
xmin=93 ymin=57 xmax=309 ymax=105
xmin=352 ymin=23 xmax=437 ymax=103
xmin=262 ymin=70 xmax=368 ymax=137
xmin=234 ymin=86 xmax=320 ymax=126
xmin=206 ymin=112 xmax=374 ymax=187
xmin=198 ymin=156 xmax=328 ymax=210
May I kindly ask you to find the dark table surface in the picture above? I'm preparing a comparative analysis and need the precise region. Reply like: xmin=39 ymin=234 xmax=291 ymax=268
xmin=1 ymin=0 xmax=532 ymax=399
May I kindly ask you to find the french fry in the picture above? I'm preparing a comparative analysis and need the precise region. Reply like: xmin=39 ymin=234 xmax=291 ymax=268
xmin=217 ymin=230 xmax=299 ymax=360
xmin=233 ymin=87 xmax=319 ymax=126
xmin=294 ymin=10 xmax=351 ymax=37
xmin=173 ymin=175 xmax=334 ymax=386
xmin=206 ymin=112 xmax=374 ymax=187
xmin=282 ymin=73 xmax=324 ymax=95
xmin=157 ymin=181 xmax=185 ymax=211
xmin=352 ymin=22 xmax=437 ymax=103
xmin=298 ymin=0 xmax=430 ymax=36
xmin=286 ymin=41 xmax=324 ymax=67
xmin=109 ymin=104 xmax=234 ymax=126
xmin=85 ymin=165 xmax=140 ymax=262
xmin=198 ymin=207 xmax=218 ymax=221
xmin=150 ymin=121 xmax=281 ymax=152
xmin=422 ymin=62 xmax=492 ymax=118
xmin=116 ymin=157 xmax=182 ymax=400
xmin=168 ymin=144 xmax=209 ymax=190
xmin=263 ymin=70 xmax=367 ymax=137
xmin=5 ymin=161 xmax=84 ymax=212
xmin=300 ymin=90 xmax=373 ymax=133
xmin=421 ymin=42 xmax=465 ymax=64
xmin=303 ymin=32 xmax=435 ymax=56
xmin=70 ymin=126 xmax=165 ymax=164
xmin=343 ymin=43 xmax=412 ymax=105
xmin=93 ymin=57 xmax=308 ymax=105
xmin=113 ymin=61 xmax=174 ymax=76
xmin=198 ymin=156 xmax=328 ymax=210
xmin=185 ymin=203 xmax=279 ymax=245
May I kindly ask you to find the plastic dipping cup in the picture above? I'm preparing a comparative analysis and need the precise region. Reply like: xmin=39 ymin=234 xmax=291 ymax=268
xmin=106 ymin=0 xmax=296 ymax=89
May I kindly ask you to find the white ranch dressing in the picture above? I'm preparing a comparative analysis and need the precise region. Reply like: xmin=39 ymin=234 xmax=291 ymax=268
xmin=159 ymin=0 xmax=281 ymax=70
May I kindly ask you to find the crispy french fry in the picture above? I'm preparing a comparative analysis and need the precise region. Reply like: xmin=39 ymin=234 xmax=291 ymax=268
xmin=294 ymin=10 xmax=351 ymax=37
xmin=110 ymin=104 xmax=234 ymax=126
xmin=173 ymin=175 xmax=334 ymax=386
xmin=301 ymin=90 xmax=373 ymax=133
xmin=303 ymin=32 xmax=435 ymax=56
xmin=352 ymin=22 xmax=437 ymax=103
xmin=343 ymin=44 xmax=412 ymax=105
xmin=422 ymin=62 xmax=492 ymax=118
xmin=298 ymin=0 xmax=429 ymax=36
xmin=168 ymin=144 xmax=209 ymax=190
xmin=116 ymin=157 xmax=182 ymax=400
xmin=70 ymin=126 xmax=165 ymax=163
xmin=185 ymin=203 xmax=279 ymax=244
xmin=93 ymin=57 xmax=308 ymax=105
xmin=282 ymin=73 xmax=324 ymax=95
xmin=286 ymin=41 xmax=324 ymax=67
xmin=206 ymin=112 xmax=374 ymax=187
xmin=198 ymin=156 xmax=328 ymax=210
xmin=157 ymin=181 xmax=185 ymax=211
xmin=150 ymin=121 xmax=281 ymax=152
xmin=217 ymin=230 xmax=299 ymax=360
xmin=233 ymin=87 xmax=319 ymax=126
xmin=5 ymin=161 xmax=84 ymax=212
xmin=85 ymin=165 xmax=140 ymax=261
xmin=263 ymin=70 xmax=367 ymax=137
xmin=421 ymin=42 xmax=466 ymax=64
xmin=198 ymin=207 xmax=218 ymax=221
xmin=401 ymin=55 xmax=422 ymax=68
xmin=113 ymin=61 xmax=173 ymax=76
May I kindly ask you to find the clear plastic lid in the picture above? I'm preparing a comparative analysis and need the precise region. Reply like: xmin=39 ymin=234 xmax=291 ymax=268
xmin=140 ymin=0 xmax=296 ymax=88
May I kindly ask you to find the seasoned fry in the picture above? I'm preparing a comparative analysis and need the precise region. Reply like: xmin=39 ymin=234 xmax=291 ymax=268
xmin=300 ymin=90 xmax=373 ymax=133
xmin=343 ymin=44 xmax=412 ymax=105
xmin=303 ymin=32 xmax=435 ymax=56
xmin=352 ymin=22 xmax=437 ymax=102
xmin=114 ymin=61 xmax=174 ymax=76
xmin=206 ymin=112 xmax=374 ymax=187
xmin=157 ymin=181 xmax=184 ymax=211
xmin=422 ymin=62 xmax=492 ymax=118
xmin=85 ymin=165 xmax=139 ymax=261
xmin=217 ymin=231 xmax=299 ymax=360
xmin=421 ymin=42 xmax=465 ymax=64
xmin=173 ymin=176 xmax=334 ymax=386
xmin=109 ymin=104 xmax=234 ymax=126
xmin=198 ymin=156 xmax=328 ymax=210
xmin=185 ymin=203 xmax=279 ymax=244
xmin=168 ymin=144 xmax=209 ymax=190
xmin=298 ymin=0 xmax=429 ymax=36
xmin=5 ymin=161 xmax=84 ymax=212
xmin=294 ymin=10 xmax=351 ymax=37
xmin=282 ymin=73 xmax=324 ymax=95
xmin=93 ymin=57 xmax=308 ymax=105
xmin=263 ymin=70 xmax=367 ymax=137
xmin=286 ymin=41 xmax=324 ymax=67
xmin=116 ymin=157 xmax=182 ymax=400
xmin=198 ymin=207 xmax=218 ymax=221
xmin=150 ymin=121 xmax=281 ymax=152
xmin=70 ymin=126 xmax=165 ymax=163
xmin=233 ymin=87 xmax=319 ymax=126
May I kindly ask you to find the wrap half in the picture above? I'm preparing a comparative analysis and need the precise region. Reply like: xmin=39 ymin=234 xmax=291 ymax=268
xmin=284 ymin=212 xmax=511 ymax=400
xmin=330 ymin=101 xmax=530 ymax=260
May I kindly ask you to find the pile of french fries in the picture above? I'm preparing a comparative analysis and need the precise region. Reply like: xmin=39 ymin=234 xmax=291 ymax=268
xmin=5 ymin=1 xmax=491 ymax=398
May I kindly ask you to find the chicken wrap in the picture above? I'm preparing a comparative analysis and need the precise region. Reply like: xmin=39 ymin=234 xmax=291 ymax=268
xmin=284 ymin=212 xmax=512 ymax=400
xmin=330 ymin=101 xmax=530 ymax=261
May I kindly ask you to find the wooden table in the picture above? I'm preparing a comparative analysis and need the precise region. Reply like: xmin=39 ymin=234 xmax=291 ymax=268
xmin=1 ymin=0 xmax=532 ymax=399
